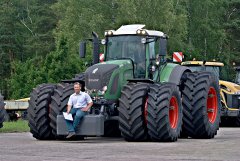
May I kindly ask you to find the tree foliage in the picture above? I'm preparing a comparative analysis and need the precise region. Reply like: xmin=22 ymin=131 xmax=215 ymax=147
xmin=0 ymin=0 xmax=239 ymax=99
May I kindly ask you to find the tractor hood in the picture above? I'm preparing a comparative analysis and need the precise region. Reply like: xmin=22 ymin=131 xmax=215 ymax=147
xmin=85 ymin=59 xmax=133 ymax=91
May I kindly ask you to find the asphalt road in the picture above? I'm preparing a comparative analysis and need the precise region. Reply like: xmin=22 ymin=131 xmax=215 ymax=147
xmin=0 ymin=128 xmax=240 ymax=161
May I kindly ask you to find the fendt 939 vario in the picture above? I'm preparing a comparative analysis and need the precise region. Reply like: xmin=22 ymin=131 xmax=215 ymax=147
xmin=28 ymin=24 xmax=221 ymax=142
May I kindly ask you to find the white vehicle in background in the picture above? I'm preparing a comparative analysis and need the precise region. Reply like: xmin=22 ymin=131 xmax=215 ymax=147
xmin=0 ymin=94 xmax=5 ymax=128
xmin=4 ymin=98 xmax=29 ymax=121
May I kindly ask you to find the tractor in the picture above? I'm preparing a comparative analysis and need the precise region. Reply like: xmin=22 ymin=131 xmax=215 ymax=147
xmin=181 ymin=61 xmax=240 ymax=126
xmin=27 ymin=24 xmax=221 ymax=141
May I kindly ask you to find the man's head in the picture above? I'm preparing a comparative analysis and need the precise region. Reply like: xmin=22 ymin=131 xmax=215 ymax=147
xmin=74 ymin=82 xmax=82 ymax=94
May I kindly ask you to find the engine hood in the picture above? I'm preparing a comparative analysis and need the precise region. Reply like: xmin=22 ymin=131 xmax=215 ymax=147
xmin=85 ymin=59 xmax=133 ymax=91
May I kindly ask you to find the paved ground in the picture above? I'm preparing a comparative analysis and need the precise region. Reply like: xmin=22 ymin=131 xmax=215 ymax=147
xmin=0 ymin=128 xmax=240 ymax=161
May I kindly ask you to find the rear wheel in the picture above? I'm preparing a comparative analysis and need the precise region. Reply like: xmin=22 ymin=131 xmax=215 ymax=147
xmin=118 ymin=82 xmax=149 ymax=141
xmin=147 ymin=83 xmax=182 ymax=142
xmin=27 ymin=84 xmax=56 ymax=140
xmin=182 ymin=72 xmax=221 ymax=138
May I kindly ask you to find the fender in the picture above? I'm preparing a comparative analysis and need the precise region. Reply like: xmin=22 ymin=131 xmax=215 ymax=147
xmin=168 ymin=65 xmax=191 ymax=85
xmin=160 ymin=63 xmax=191 ymax=85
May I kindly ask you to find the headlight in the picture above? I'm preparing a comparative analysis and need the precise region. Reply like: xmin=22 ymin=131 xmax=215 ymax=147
xmin=107 ymin=31 xmax=113 ymax=35
xmin=136 ymin=29 xmax=141 ymax=34
xmin=136 ymin=29 xmax=147 ymax=35
xmin=105 ymin=30 xmax=114 ymax=36
xmin=98 ymin=86 xmax=108 ymax=95
xmin=141 ymin=30 xmax=146 ymax=34
xmin=103 ymin=86 xmax=108 ymax=92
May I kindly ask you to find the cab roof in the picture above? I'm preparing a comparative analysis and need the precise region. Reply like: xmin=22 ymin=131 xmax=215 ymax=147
xmin=105 ymin=24 xmax=166 ymax=38
xmin=181 ymin=61 xmax=224 ymax=67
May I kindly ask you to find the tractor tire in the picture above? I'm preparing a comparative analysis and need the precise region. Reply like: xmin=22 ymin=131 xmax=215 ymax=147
xmin=118 ymin=82 xmax=149 ymax=141
xmin=0 ymin=101 xmax=5 ymax=128
xmin=27 ymin=84 xmax=56 ymax=140
xmin=104 ymin=120 xmax=121 ymax=137
xmin=182 ymin=71 xmax=221 ymax=139
xmin=49 ymin=83 xmax=74 ymax=137
xmin=147 ymin=83 xmax=183 ymax=142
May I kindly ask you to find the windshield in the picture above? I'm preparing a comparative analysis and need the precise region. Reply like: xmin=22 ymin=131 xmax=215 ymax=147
xmin=106 ymin=36 xmax=146 ymax=78
xmin=188 ymin=66 xmax=220 ymax=78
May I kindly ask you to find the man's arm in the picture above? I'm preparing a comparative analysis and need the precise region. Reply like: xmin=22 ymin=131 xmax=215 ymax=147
xmin=81 ymin=94 xmax=93 ymax=112
xmin=81 ymin=102 xmax=93 ymax=112
xmin=66 ymin=104 xmax=72 ymax=114
xmin=66 ymin=95 xmax=73 ymax=114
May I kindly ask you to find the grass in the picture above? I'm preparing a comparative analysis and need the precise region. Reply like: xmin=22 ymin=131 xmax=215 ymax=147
xmin=0 ymin=119 xmax=30 ymax=133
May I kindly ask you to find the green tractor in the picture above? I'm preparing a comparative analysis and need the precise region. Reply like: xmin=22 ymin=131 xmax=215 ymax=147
xmin=27 ymin=24 xmax=221 ymax=141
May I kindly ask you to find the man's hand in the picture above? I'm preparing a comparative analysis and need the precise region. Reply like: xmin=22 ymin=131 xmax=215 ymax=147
xmin=81 ymin=102 xmax=93 ymax=112
xmin=66 ymin=105 xmax=71 ymax=114
xmin=81 ymin=107 xmax=89 ymax=112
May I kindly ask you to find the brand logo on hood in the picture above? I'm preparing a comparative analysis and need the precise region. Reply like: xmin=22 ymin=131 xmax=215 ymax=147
xmin=92 ymin=68 xmax=98 ymax=74
xmin=89 ymin=79 xmax=99 ymax=82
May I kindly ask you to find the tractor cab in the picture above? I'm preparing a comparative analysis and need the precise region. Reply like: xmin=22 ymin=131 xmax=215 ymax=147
xmin=80 ymin=24 xmax=168 ymax=80
xmin=102 ymin=25 xmax=167 ymax=79
xmin=78 ymin=24 xmax=171 ymax=101
xmin=235 ymin=67 xmax=240 ymax=85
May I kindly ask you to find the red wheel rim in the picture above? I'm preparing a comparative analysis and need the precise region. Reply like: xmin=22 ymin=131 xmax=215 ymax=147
xmin=207 ymin=87 xmax=217 ymax=123
xmin=169 ymin=96 xmax=179 ymax=129
xmin=144 ymin=97 xmax=148 ymax=125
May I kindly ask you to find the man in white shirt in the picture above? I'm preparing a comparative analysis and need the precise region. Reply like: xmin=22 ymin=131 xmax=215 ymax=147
xmin=65 ymin=82 xmax=93 ymax=139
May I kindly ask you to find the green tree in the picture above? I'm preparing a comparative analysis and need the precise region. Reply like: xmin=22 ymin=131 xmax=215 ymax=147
xmin=186 ymin=0 xmax=226 ymax=60
xmin=43 ymin=36 xmax=84 ymax=83
xmin=9 ymin=57 xmax=46 ymax=99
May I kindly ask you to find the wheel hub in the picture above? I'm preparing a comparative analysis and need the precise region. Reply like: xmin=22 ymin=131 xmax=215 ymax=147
xmin=169 ymin=96 xmax=178 ymax=129
xmin=207 ymin=87 xmax=217 ymax=123
xmin=144 ymin=97 xmax=148 ymax=125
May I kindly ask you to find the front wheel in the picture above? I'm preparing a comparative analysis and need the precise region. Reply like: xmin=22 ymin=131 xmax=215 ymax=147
xmin=147 ymin=83 xmax=182 ymax=142
xmin=118 ymin=82 xmax=149 ymax=141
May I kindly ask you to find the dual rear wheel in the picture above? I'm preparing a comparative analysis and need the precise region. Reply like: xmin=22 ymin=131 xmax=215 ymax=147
xmin=118 ymin=82 xmax=182 ymax=142
xmin=182 ymin=72 xmax=221 ymax=139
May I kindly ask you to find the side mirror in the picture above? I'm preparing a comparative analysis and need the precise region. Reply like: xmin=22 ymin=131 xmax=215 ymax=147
xmin=159 ymin=38 xmax=167 ymax=56
xmin=79 ymin=42 xmax=86 ymax=58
